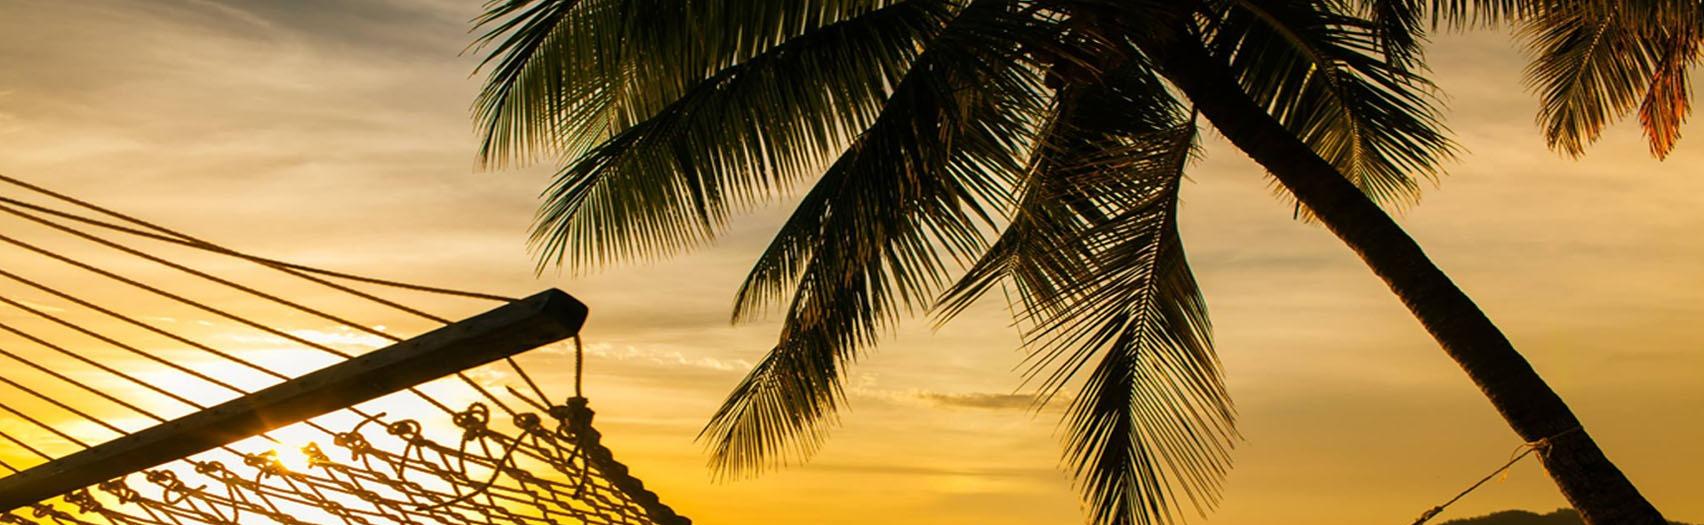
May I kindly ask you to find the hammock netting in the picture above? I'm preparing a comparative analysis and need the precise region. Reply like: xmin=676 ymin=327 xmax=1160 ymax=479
xmin=0 ymin=175 xmax=690 ymax=525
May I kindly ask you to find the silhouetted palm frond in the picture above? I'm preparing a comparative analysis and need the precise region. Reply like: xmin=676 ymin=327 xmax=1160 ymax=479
xmin=940 ymin=61 xmax=1232 ymax=525
xmin=704 ymin=0 xmax=1048 ymax=476
xmin=519 ymin=1 xmax=958 ymax=270
xmin=1382 ymin=0 xmax=1704 ymax=158
xmin=1203 ymin=0 xmax=1456 ymax=210
xmin=473 ymin=0 xmax=902 ymax=167
xmin=1516 ymin=3 xmax=1702 ymax=158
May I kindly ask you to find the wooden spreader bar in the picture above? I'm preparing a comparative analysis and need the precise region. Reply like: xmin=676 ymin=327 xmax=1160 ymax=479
xmin=0 ymin=289 xmax=588 ymax=513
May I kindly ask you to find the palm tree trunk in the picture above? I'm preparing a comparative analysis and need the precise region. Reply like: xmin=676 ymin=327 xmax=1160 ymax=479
xmin=1136 ymin=28 xmax=1667 ymax=525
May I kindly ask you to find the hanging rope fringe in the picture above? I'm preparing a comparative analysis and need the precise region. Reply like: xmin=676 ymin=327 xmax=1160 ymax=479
xmin=1410 ymin=427 xmax=1583 ymax=525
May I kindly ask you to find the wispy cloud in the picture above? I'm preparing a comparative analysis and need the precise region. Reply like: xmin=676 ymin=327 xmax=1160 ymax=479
xmin=916 ymin=391 xmax=1038 ymax=411
xmin=11 ymin=299 xmax=66 ymax=313
xmin=577 ymin=342 xmax=754 ymax=372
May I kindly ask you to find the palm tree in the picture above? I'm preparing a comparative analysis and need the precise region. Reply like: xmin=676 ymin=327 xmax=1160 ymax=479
xmin=468 ymin=1 xmax=1666 ymax=524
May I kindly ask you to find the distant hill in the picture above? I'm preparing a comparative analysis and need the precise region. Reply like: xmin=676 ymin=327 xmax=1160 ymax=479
xmin=1440 ymin=509 xmax=1694 ymax=525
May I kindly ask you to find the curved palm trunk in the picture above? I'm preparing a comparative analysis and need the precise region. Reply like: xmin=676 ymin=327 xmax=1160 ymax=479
xmin=1137 ymin=29 xmax=1667 ymax=525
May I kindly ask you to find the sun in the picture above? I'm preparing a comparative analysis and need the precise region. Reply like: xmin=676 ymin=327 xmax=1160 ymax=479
xmin=272 ymin=444 xmax=314 ymax=472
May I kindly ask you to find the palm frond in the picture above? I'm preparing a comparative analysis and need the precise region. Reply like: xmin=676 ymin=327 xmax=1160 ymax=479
xmin=1639 ymin=26 xmax=1699 ymax=159
xmin=937 ymin=60 xmax=1185 ymax=322
xmin=701 ymin=0 xmax=1050 ymax=477
xmin=471 ymin=0 xmax=617 ymax=167
xmin=939 ymin=64 xmax=1233 ymax=525
xmin=1519 ymin=6 xmax=1665 ymax=157
xmin=1425 ymin=0 xmax=1531 ymax=28
xmin=1361 ymin=0 xmax=1425 ymax=67
xmin=1202 ymin=0 xmax=1456 ymax=210
xmin=472 ymin=0 xmax=900 ymax=167
xmin=525 ymin=0 xmax=957 ymax=270
xmin=1016 ymin=124 xmax=1230 ymax=525
xmin=1375 ymin=0 xmax=1701 ymax=158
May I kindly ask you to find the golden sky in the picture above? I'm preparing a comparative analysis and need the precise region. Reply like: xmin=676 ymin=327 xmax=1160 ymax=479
xmin=1 ymin=2 xmax=1700 ymax=524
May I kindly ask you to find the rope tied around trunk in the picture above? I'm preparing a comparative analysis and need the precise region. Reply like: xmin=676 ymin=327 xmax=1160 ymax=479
xmin=1410 ymin=426 xmax=1583 ymax=525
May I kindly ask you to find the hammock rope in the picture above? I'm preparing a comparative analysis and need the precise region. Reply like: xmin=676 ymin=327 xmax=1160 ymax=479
xmin=0 ymin=175 xmax=690 ymax=525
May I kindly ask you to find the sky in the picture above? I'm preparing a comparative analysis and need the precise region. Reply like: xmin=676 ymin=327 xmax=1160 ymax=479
xmin=0 ymin=1 xmax=1700 ymax=524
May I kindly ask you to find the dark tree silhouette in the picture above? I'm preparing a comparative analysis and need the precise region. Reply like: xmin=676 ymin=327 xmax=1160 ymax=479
xmin=468 ymin=1 xmax=1670 ymax=524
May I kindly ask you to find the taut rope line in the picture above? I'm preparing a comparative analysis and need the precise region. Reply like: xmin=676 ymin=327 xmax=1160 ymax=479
xmin=0 ymin=173 xmax=516 ymax=302
xmin=1410 ymin=426 xmax=1583 ymax=525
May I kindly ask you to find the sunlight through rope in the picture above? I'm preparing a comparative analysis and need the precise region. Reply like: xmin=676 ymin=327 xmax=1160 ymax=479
xmin=0 ymin=175 xmax=689 ymax=525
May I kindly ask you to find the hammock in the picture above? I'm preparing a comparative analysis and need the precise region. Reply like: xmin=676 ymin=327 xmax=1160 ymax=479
xmin=0 ymin=174 xmax=690 ymax=525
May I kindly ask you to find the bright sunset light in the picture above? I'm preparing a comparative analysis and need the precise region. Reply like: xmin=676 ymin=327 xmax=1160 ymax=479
xmin=1 ymin=2 xmax=1701 ymax=525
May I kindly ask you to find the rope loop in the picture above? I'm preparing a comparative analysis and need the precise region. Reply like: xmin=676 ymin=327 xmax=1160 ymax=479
xmin=62 ymin=490 xmax=100 ymax=513
xmin=513 ymin=412 xmax=542 ymax=432
xmin=30 ymin=504 xmax=63 ymax=519
xmin=302 ymin=442 xmax=331 ymax=467
xmin=451 ymin=403 xmax=490 ymax=440
xmin=333 ymin=431 xmax=372 ymax=456
xmin=386 ymin=419 xmax=424 ymax=444
xmin=193 ymin=460 xmax=228 ymax=477
xmin=242 ymin=451 xmax=287 ymax=478
xmin=96 ymin=479 xmax=139 ymax=504
xmin=142 ymin=469 xmax=177 ymax=487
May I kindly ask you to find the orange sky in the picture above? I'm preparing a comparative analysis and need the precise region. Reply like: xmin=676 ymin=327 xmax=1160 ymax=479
xmin=1 ymin=2 xmax=1701 ymax=524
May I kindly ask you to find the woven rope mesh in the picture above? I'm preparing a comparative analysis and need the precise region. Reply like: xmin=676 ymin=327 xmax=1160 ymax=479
xmin=0 ymin=175 xmax=687 ymax=525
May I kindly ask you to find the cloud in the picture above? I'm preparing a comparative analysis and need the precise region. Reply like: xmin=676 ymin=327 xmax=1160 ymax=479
xmin=805 ymin=461 xmax=1055 ymax=479
xmin=916 ymin=391 xmax=1038 ymax=411
xmin=579 ymin=342 xmax=754 ymax=372
xmin=10 ymin=299 xmax=66 ymax=313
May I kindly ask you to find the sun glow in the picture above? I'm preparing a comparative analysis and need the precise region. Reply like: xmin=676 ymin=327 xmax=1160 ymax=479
xmin=271 ymin=443 xmax=315 ymax=472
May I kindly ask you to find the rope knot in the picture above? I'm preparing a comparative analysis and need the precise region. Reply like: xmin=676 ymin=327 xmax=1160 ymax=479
xmin=452 ymin=404 xmax=489 ymax=429
xmin=452 ymin=404 xmax=490 ymax=440
xmin=62 ymin=490 xmax=101 ymax=513
xmin=244 ymin=451 xmax=287 ymax=477
xmin=97 ymin=479 xmax=139 ymax=504
xmin=302 ymin=442 xmax=331 ymax=467
xmin=30 ymin=504 xmax=65 ymax=520
xmin=386 ymin=419 xmax=424 ymax=443
xmin=143 ymin=469 xmax=177 ymax=486
xmin=333 ymin=431 xmax=371 ymax=455
xmin=193 ymin=460 xmax=227 ymax=476
xmin=555 ymin=397 xmax=594 ymax=428
xmin=513 ymin=412 xmax=542 ymax=431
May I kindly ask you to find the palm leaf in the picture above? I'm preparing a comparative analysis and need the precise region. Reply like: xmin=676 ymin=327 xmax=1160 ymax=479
xmin=525 ymin=0 xmax=958 ymax=270
xmin=940 ymin=62 xmax=1233 ymax=525
xmin=1518 ymin=6 xmax=1663 ymax=157
xmin=471 ymin=0 xmax=618 ymax=166
xmin=1639 ymin=26 xmax=1699 ymax=159
xmin=1362 ymin=0 xmax=1425 ymax=67
xmin=1360 ymin=1 xmax=1701 ymax=158
xmin=701 ymin=0 xmax=1049 ymax=477
xmin=472 ymin=0 xmax=902 ymax=168
xmin=1203 ymin=0 xmax=1456 ymax=210
xmin=937 ymin=60 xmax=1186 ymax=322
